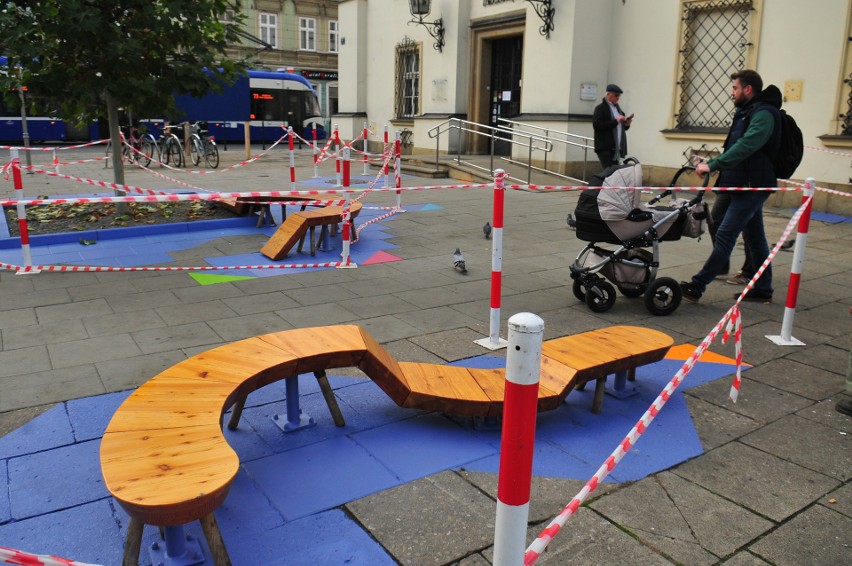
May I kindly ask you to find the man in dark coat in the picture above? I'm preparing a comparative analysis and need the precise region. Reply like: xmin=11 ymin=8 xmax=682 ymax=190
xmin=592 ymin=84 xmax=633 ymax=168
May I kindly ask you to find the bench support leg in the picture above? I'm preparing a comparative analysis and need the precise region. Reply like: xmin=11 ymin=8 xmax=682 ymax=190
xmin=315 ymin=370 xmax=345 ymax=427
xmin=606 ymin=370 xmax=640 ymax=401
xmin=123 ymin=518 xmax=144 ymax=566
xmin=149 ymin=524 xmax=205 ymax=566
xmin=200 ymin=513 xmax=233 ymax=566
xmin=227 ymin=395 xmax=247 ymax=431
xmin=273 ymin=376 xmax=317 ymax=433
xmin=592 ymin=378 xmax=606 ymax=414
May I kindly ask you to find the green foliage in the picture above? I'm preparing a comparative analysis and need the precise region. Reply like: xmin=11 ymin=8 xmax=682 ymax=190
xmin=0 ymin=0 xmax=248 ymax=125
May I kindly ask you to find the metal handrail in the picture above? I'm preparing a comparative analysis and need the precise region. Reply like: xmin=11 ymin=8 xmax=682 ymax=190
xmin=427 ymin=118 xmax=554 ymax=184
xmin=498 ymin=118 xmax=593 ymax=183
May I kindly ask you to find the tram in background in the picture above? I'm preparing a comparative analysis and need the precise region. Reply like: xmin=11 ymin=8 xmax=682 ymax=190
xmin=0 ymin=60 xmax=327 ymax=144
xmin=172 ymin=68 xmax=327 ymax=144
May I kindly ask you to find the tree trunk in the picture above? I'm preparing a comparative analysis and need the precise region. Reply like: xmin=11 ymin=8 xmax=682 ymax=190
xmin=104 ymin=91 xmax=128 ymax=214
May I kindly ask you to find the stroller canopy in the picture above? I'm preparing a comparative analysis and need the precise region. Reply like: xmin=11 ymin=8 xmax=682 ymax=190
xmin=575 ymin=163 xmax=680 ymax=243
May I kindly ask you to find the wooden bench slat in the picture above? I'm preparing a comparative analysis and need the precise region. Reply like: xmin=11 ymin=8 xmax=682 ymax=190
xmin=357 ymin=327 xmax=410 ymax=406
xmin=400 ymin=362 xmax=493 ymax=416
xmin=104 ymin=376 xmax=236 ymax=433
xmin=258 ymin=326 xmax=368 ymax=374
xmin=101 ymin=426 xmax=238 ymax=526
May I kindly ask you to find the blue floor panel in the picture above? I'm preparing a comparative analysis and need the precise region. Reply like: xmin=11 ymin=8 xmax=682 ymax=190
xmin=353 ymin=413 xmax=499 ymax=483
xmin=243 ymin=435 xmax=401 ymax=521
xmin=0 ymin=460 xmax=9 ymax=523
xmin=7 ymin=439 xmax=106 ymax=519
xmin=0 ymin=500 xmax=124 ymax=566
xmin=0 ymin=405 xmax=74 ymax=459
xmin=67 ymin=390 xmax=132 ymax=443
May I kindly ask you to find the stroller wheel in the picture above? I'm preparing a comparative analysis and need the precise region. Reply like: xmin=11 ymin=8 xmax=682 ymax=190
xmin=644 ymin=277 xmax=682 ymax=316
xmin=572 ymin=279 xmax=588 ymax=302
xmin=618 ymin=285 xmax=646 ymax=298
xmin=585 ymin=281 xmax=616 ymax=313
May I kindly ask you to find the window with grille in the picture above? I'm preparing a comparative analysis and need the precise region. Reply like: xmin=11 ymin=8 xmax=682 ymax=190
xmin=395 ymin=39 xmax=420 ymax=119
xmin=673 ymin=0 xmax=760 ymax=132
xmin=259 ymin=12 xmax=278 ymax=49
xmin=329 ymin=21 xmax=339 ymax=53
xmin=839 ymin=33 xmax=852 ymax=136
xmin=300 ymin=17 xmax=317 ymax=51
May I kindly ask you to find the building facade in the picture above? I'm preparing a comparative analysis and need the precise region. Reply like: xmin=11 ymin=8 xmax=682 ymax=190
xmin=336 ymin=0 xmax=852 ymax=195
xmin=227 ymin=0 xmax=341 ymax=131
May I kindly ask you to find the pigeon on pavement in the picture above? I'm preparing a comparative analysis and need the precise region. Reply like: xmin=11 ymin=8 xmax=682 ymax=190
xmin=483 ymin=221 xmax=492 ymax=239
xmin=453 ymin=248 xmax=467 ymax=274
xmin=567 ymin=213 xmax=577 ymax=230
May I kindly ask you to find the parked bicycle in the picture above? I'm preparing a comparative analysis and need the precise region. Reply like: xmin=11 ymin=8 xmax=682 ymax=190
xmin=188 ymin=121 xmax=219 ymax=168
xmin=156 ymin=124 xmax=184 ymax=168
xmin=105 ymin=125 xmax=156 ymax=168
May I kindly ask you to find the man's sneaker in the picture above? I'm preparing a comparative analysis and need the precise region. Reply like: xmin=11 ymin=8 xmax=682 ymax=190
xmin=737 ymin=289 xmax=773 ymax=303
xmin=680 ymin=281 xmax=702 ymax=303
xmin=726 ymin=273 xmax=749 ymax=285
xmin=836 ymin=397 xmax=852 ymax=417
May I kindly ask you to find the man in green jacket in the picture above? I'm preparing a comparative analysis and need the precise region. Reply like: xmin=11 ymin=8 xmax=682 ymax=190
xmin=681 ymin=70 xmax=780 ymax=304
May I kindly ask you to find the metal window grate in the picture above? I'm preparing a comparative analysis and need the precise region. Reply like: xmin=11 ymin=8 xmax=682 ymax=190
xmin=395 ymin=38 xmax=420 ymax=119
xmin=842 ymin=72 xmax=852 ymax=135
xmin=675 ymin=0 xmax=754 ymax=131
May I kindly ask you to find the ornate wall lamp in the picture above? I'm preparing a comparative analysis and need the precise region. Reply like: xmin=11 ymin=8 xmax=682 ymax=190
xmin=526 ymin=0 xmax=555 ymax=39
xmin=408 ymin=0 xmax=445 ymax=52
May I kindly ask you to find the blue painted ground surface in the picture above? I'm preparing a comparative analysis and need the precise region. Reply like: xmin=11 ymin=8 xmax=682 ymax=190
xmin=0 ymin=181 xmax=748 ymax=563
xmin=0 ymin=354 xmax=741 ymax=565
xmin=0 ymin=182 xmax=426 ymax=275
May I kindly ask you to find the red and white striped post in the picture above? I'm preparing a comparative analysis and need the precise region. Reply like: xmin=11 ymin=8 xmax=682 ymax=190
xmin=767 ymin=177 xmax=815 ymax=346
xmin=287 ymin=126 xmax=297 ymax=190
xmin=10 ymin=149 xmax=35 ymax=271
xmin=334 ymin=125 xmax=342 ymax=187
xmin=363 ymin=121 xmax=370 ymax=175
xmin=338 ymin=146 xmax=357 ymax=269
xmin=312 ymin=123 xmax=320 ymax=178
xmin=493 ymin=312 xmax=544 ymax=566
xmin=394 ymin=131 xmax=403 ymax=210
xmin=475 ymin=169 xmax=508 ymax=350
xmin=382 ymin=125 xmax=390 ymax=188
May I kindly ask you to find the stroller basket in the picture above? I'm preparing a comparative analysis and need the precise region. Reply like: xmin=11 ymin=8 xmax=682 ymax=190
xmin=582 ymin=247 xmax=652 ymax=287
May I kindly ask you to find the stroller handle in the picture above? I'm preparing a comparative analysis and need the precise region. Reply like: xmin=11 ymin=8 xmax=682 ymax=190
xmin=648 ymin=166 xmax=710 ymax=206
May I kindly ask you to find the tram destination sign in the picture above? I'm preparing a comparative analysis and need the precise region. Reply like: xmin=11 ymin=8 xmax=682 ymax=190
xmin=300 ymin=70 xmax=338 ymax=80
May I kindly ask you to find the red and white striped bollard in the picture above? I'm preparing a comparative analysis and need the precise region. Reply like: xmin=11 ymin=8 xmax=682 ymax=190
xmin=363 ymin=121 xmax=369 ymax=175
xmin=312 ymin=123 xmax=319 ymax=178
xmin=382 ymin=125 xmax=390 ymax=188
xmin=394 ymin=131 xmax=402 ymax=210
xmin=493 ymin=312 xmax=544 ymax=565
xmin=288 ymin=126 xmax=297 ymax=190
xmin=334 ymin=125 xmax=342 ymax=187
xmin=10 ymin=149 xmax=35 ymax=272
xmin=475 ymin=169 xmax=508 ymax=349
xmin=767 ymin=177 xmax=815 ymax=346
xmin=338 ymin=146 xmax=357 ymax=269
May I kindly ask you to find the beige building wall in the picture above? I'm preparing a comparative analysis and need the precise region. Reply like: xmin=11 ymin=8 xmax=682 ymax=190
xmin=338 ymin=0 xmax=852 ymax=195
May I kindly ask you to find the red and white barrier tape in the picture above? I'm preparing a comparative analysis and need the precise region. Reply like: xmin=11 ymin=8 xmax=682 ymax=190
xmin=0 ymin=546 xmax=101 ymax=566
xmin=2 ymin=261 xmax=345 ymax=274
xmin=506 ymin=184 xmax=801 ymax=193
xmin=354 ymin=208 xmax=400 ymax=238
xmin=804 ymin=145 xmax=852 ymax=159
xmin=1 ymin=139 xmax=108 ymax=152
xmin=524 ymin=195 xmax=815 ymax=563
xmin=0 ymin=183 xmax=487 ymax=207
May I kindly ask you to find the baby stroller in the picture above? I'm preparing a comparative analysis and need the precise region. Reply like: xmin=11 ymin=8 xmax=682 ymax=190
xmin=569 ymin=163 xmax=708 ymax=315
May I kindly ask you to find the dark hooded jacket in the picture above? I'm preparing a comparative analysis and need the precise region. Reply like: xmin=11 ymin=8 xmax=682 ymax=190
xmin=711 ymin=84 xmax=782 ymax=188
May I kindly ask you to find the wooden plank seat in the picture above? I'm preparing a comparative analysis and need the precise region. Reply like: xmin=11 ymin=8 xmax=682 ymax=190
xmin=100 ymin=324 xmax=671 ymax=564
xmin=260 ymin=202 xmax=363 ymax=260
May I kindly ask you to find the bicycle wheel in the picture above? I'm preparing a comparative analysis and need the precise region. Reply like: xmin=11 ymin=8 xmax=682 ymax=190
xmin=204 ymin=139 xmax=219 ymax=169
xmin=137 ymin=136 xmax=155 ymax=167
xmin=190 ymin=135 xmax=202 ymax=166
xmin=167 ymin=136 xmax=183 ymax=167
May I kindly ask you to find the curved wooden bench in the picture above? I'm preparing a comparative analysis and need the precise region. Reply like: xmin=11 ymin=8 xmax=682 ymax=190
xmin=100 ymin=324 xmax=671 ymax=564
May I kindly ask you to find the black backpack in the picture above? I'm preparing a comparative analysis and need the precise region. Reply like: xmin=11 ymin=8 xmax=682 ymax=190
xmin=772 ymin=109 xmax=804 ymax=180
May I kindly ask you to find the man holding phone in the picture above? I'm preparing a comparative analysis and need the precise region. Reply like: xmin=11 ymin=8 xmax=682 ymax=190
xmin=593 ymin=84 xmax=634 ymax=168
